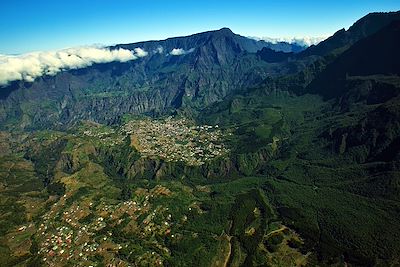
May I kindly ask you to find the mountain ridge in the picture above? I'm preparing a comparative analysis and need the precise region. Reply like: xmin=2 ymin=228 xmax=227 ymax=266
xmin=300 ymin=11 xmax=400 ymax=57
xmin=0 ymin=27 xmax=311 ymax=129
xmin=114 ymin=27 xmax=305 ymax=54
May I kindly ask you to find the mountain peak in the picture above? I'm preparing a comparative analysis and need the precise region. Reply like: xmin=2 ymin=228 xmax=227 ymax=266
xmin=217 ymin=27 xmax=233 ymax=33
xmin=210 ymin=27 xmax=235 ymax=37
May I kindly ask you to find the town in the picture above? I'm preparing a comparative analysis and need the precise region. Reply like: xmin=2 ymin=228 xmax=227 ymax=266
xmin=123 ymin=117 xmax=230 ymax=166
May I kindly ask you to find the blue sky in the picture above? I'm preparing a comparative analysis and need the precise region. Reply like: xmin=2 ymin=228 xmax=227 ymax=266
xmin=0 ymin=0 xmax=399 ymax=54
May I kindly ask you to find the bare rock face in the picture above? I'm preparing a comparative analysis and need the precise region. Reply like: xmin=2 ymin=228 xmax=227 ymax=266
xmin=0 ymin=28 xmax=307 ymax=130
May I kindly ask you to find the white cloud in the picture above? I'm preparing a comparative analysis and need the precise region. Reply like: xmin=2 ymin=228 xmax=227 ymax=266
xmin=170 ymin=48 xmax=185 ymax=56
xmin=170 ymin=48 xmax=195 ymax=56
xmin=154 ymin=46 xmax=164 ymax=54
xmin=0 ymin=46 xmax=148 ymax=86
xmin=250 ymin=36 xmax=327 ymax=47
xmin=134 ymin=47 xmax=148 ymax=57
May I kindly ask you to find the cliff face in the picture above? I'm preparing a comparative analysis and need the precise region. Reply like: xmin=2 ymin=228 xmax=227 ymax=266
xmin=0 ymin=28 xmax=306 ymax=129
xmin=97 ymin=141 xmax=276 ymax=182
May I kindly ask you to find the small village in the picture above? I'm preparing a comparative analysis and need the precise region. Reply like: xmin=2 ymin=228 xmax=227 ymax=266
xmin=123 ymin=117 xmax=230 ymax=166
xmin=29 ymin=185 xmax=193 ymax=266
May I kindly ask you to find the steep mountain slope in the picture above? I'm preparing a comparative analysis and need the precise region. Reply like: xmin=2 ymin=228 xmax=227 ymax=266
xmin=196 ymin=17 xmax=400 ymax=266
xmin=0 ymin=28 xmax=307 ymax=130
xmin=300 ymin=11 xmax=400 ymax=57
xmin=310 ymin=21 xmax=400 ymax=166
xmin=307 ymin=20 xmax=400 ymax=99
xmin=2 ymin=11 xmax=399 ymax=131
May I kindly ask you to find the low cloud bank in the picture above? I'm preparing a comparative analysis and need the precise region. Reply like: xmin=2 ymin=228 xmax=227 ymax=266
xmin=170 ymin=48 xmax=195 ymax=56
xmin=0 ymin=46 xmax=148 ymax=86
xmin=251 ymin=36 xmax=327 ymax=47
